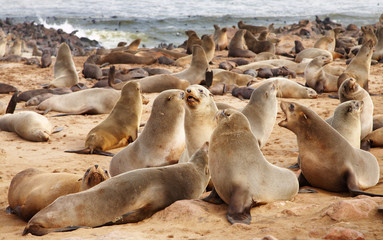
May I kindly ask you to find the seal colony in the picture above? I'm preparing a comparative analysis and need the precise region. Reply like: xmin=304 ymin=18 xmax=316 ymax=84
xmin=1 ymin=14 xmax=383 ymax=239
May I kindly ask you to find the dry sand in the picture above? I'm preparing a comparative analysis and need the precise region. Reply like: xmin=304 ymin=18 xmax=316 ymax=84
xmin=0 ymin=42 xmax=383 ymax=240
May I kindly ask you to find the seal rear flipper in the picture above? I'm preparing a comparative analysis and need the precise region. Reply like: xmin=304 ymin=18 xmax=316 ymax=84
xmin=65 ymin=149 xmax=115 ymax=157
xmin=346 ymin=170 xmax=383 ymax=197
xmin=288 ymin=163 xmax=300 ymax=169
xmin=52 ymin=126 xmax=64 ymax=134
xmin=327 ymin=94 xmax=339 ymax=99
xmin=202 ymin=187 xmax=225 ymax=204
xmin=5 ymin=91 xmax=19 ymax=114
xmin=98 ymin=204 xmax=154 ymax=227
xmin=205 ymin=70 xmax=213 ymax=87
xmin=226 ymin=187 xmax=253 ymax=225
xmin=23 ymin=224 xmax=51 ymax=236
xmin=298 ymin=172 xmax=311 ymax=188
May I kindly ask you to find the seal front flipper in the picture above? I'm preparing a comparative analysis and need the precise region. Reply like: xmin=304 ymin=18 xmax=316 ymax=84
xmin=5 ymin=91 xmax=19 ymax=114
xmin=202 ymin=187 xmax=225 ymax=204
xmin=298 ymin=172 xmax=311 ymax=188
xmin=226 ymin=186 xmax=253 ymax=225
xmin=346 ymin=170 xmax=383 ymax=197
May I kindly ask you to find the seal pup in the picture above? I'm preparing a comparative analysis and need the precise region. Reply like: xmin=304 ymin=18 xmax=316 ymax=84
xmin=23 ymin=143 xmax=210 ymax=236
xmin=295 ymin=48 xmax=333 ymax=63
xmin=172 ymin=45 xmax=209 ymax=85
xmin=304 ymin=56 xmax=338 ymax=93
xmin=204 ymin=109 xmax=298 ymax=224
xmin=66 ymin=81 xmax=142 ymax=156
xmin=337 ymin=40 xmax=373 ymax=91
xmin=49 ymin=43 xmax=79 ymax=88
xmin=279 ymin=101 xmax=381 ymax=196
xmin=179 ymin=85 xmax=218 ymax=163
xmin=241 ymin=81 xmax=278 ymax=148
xmin=228 ymin=29 xmax=257 ymax=58
xmin=327 ymin=100 xmax=363 ymax=149
xmin=7 ymin=165 xmax=109 ymax=221
xmin=109 ymin=89 xmax=185 ymax=176
xmin=213 ymin=24 xmax=228 ymax=50
xmin=37 ymin=88 xmax=120 ymax=115
xmin=0 ymin=111 xmax=53 ymax=142
xmin=338 ymin=78 xmax=373 ymax=139
xmin=362 ymin=127 xmax=383 ymax=148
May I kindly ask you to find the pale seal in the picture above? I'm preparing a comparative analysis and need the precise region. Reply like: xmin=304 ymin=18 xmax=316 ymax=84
xmin=50 ymin=43 xmax=79 ymax=88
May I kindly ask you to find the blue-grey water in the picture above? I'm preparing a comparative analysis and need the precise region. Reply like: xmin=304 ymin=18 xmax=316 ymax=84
xmin=0 ymin=0 xmax=382 ymax=48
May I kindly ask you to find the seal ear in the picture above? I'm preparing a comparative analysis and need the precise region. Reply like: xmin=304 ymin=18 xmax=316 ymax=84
xmin=77 ymin=178 xmax=83 ymax=182
xmin=300 ymin=112 xmax=308 ymax=120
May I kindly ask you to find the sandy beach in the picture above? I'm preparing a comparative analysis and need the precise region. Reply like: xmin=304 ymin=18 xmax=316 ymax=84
xmin=0 ymin=25 xmax=383 ymax=239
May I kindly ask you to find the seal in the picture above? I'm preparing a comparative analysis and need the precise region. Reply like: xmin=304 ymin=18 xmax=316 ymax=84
xmin=23 ymin=143 xmax=210 ymax=236
xmin=179 ymin=85 xmax=218 ymax=163
xmin=109 ymin=89 xmax=185 ymax=176
xmin=338 ymin=78 xmax=373 ymax=139
xmin=237 ymin=20 xmax=267 ymax=35
xmin=241 ymin=81 xmax=278 ymax=148
xmin=213 ymin=24 xmax=228 ymax=50
xmin=37 ymin=88 xmax=120 ymax=115
xmin=0 ymin=82 xmax=18 ymax=93
xmin=337 ymin=40 xmax=374 ymax=91
xmin=204 ymin=108 xmax=298 ymax=224
xmin=313 ymin=36 xmax=334 ymax=51
xmin=50 ymin=43 xmax=79 ymax=88
xmin=95 ymin=51 xmax=156 ymax=65
xmin=372 ymin=26 xmax=383 ymax=61
xmin=248 ymin=77 xmax=318 ymax=99
xmin=237 ymin=58 xmax=310 ymax=74
xmin=172 ymin=44 xmax=209 ymax=84
xmin=175 ymin=34 xmax=215 ymax=67
xmin=25 ymin=93 xmax=54 ymax=106
xmin=65 ymin=81 xmax=142 ymax=156
xmin=0 ymin=111 xmax=53 ymax=142
xmin=373 ymin=114 xmax=383 ymax=130
xmin=362 ymin=127 xmax=383 ymax=148
xmin=327 ymin=100 xmax=363 ymax=149
xmin=228 ymin=29 xmax=257 ymax=58
xmin=212 ymin=70 xmax=254 ymax=86
xmin=8 ymin=38 xmax=22 ymax=56
xmin=279 ymin=101 xmax=381 ymax=196
xmin=244 ymin=30 xmax=275 ymax=54
xmin=304 ymin=56 xmax=338 ymax=93
xmin=7 ymin=165 xmax=109 ymax=221
xmin=0 ymin=37 xmax=6 ymax=57
xmin=185 ymin=30 xmax=202 ymax=54
xmin=295 ymin=48 xmax=333 ymax=63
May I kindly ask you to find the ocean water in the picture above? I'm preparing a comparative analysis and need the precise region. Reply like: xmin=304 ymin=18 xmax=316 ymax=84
xmin=0 ymin=0 xmax=382 ymax=48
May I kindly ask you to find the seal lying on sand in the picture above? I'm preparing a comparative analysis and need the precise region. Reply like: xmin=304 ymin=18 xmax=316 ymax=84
xmin=7 ymin=165 xmax=109 ymax=221
xmin=23 ymin=143 xmax=210 ymax=236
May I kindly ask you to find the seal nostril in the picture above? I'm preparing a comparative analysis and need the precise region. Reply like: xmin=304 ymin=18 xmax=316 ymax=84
xmin=187 ymin=89 xmax=191 ymax=93
xmin=180 ymin=92 xmax=185 ymax=98
xmin=95 ymin=164 xmax=98 ymax=169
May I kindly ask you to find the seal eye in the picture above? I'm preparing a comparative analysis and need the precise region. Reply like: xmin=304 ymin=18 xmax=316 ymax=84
xmin=167 ymin=96 xmax=173 ymax=101
xmin=198 ymin=89 xmax=203 ymax=93
xmin=289 ymin=104 xmax=295 ymax=112
xmin=104 ymin=170 xmax=108 ymax=175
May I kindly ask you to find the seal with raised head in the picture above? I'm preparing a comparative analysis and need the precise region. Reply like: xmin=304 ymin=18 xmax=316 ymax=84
xmin=228 ymin=29 xmax=257 ymax=58
xmin=213 ymin=24 xmax=228 ymax=50
xmin=304 ymin=56 xmax=338 ymax=93
xmin=244 ymin=30 xmax=275 ymax=54
xmin=337 ymin=40 xmax=374 ymax=91
xmin=179 ymin=85 xmax=218 ymax=163
xmin=204 ymin=109 xmax=298 ymax=224
xmin=175 ymin=34 xmax=215 ymax=67
xmin=50 ymin=43 xmax=79 ymax=88
xmin=7 ymin=165 xmax=109 ymax=221
xmin=172 ymin=44 xmax=209 ymax=84
xmin=241 ymin=81 xmax=278 ymax=148
xmin=23 ymin=143 xmax=210 ymax=236
xmin=338 ymin=78 xmax=373 ymax=139
xmin=372 ymin=26 xmax=383 ymax=61
xmin=185 ymin=30 xmax=202 ymax=54
xmin=0 ymin=111 xmax=53 ymax=142
xmin=109 ymin=89 xmax=185 ymax=176
xmin=66 ymin=81 xmax=142 ymax=156
xmin=279 ymin=101 xmax=381 ymax=196
xmin=327 ymin=100 xmax=363 ymax=149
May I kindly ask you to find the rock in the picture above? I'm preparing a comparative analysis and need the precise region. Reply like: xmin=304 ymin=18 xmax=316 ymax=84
xmin=323 ymin=227 xmax=365 ymax=240
xmin=323 ymin=198 xmax=378 ymax=221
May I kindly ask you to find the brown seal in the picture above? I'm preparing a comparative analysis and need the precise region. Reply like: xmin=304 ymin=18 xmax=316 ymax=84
xmin=244 ymin=30 xmax=275 ymax=54
xmin=50 ymin=43 xmax=79 ymax=88
xmin=23 ymin=143 xmax=210 ymax=236
xmin=204 ymin=108 xmax=298 ymax=224
xmin=175 ymin=34 xmax=215 ymax=66
xmin=109 ymin=89 xmax=185 ymax=176
xmin=241 ymin=81 xmax=278 ymax=148
xmin=172 ymin=44 xmax=209 ymax=84
xmin=40 ymin=49 xmax=52 ymax=68
xmin=279 ymin=101 xmax=381 ymax=196
xmin=228 ymin=29 xmax=256 ymax=58
xmin=372 ymin=26 xmax=383 ymax=61
xmin=213 ymin=24 xmax=228 ymax=50
xmin=338 ymin=78 xmax=373 ymax=139
xmin=304 ymin=56 xmax=338 ymax=93
xmin=0 ymin=37 xmax=6 ymax=57
xmin=65 ymin=81 xmax=143 ymax=156
xmin=0 ymin=83 xmax=18 ymax=93
xmin=179 ymin=85 xmax=218 ymax=163
xmin=0 ymin=111 xmax=53 ymax=141
xmin=337 ymin=40 xmax=374 ymax=91
xmin=37 ymin=88 xmax=120 ymax=115
xmin=95 ymin=51 xmax=156 ymax=65
xmin=237 ymin=20 xmax=267 ymax=35
xmin=7 ymin=165 xmax=109 ymax=221
xmin=185 ymin=30 xmax=202 ymax=54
